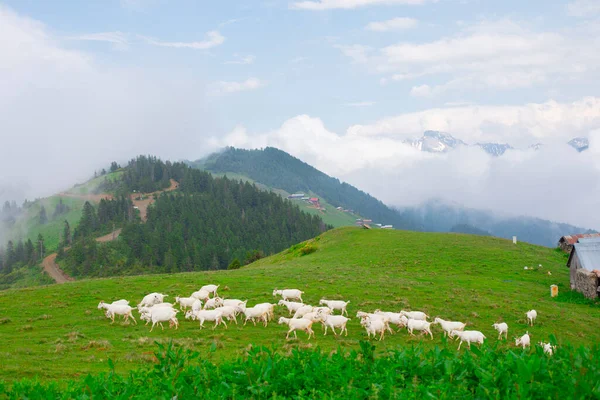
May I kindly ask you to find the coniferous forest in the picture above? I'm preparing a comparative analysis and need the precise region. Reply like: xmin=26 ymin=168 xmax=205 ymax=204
xmin=57 ymin=156 xmax=329 ymax=277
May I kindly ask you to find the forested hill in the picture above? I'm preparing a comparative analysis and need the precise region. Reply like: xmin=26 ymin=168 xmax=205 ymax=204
xmin=194 ymin=147 xmax=416 ymax=230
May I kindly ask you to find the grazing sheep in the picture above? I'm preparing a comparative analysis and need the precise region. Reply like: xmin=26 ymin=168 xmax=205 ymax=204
xmin=319 ymin=299 xmax=350 ymax=316
xmin=515 ymin=332 xmax=531 ymax=348
xmin=278 ymin=317 xmax=315 ymax=339
xmin=278 ymin=300 xmax=305 ymax=315
xmin=273 ymin=289 xmax=304 ymax=302
xmin=492 ymin=322 xmax=509 ymax=340
xmin=321 ymin=314 xmax=350 ymax=336
xmin=400 ymin=310 xmax=429 ymax=321
xmin=526 ymin=310 xmax=537 ymax=326
xmin=407 ymin=319 xmax=433 ymax=339
xmin=539 ymin=342 xmax=556 ymax=355
xmin=433 ymin=318 xmax=466 ymax=337
xmin=203 ymin=297 xmax=224 ymax=310
xmin=450 ymin=330 xmax=486 ymax=350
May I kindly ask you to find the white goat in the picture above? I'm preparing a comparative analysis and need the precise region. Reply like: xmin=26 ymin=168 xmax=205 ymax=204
xmin=407 ymin=319 xmax=433 ymax=339
xmin=243 ymin=306 xmax=269 ymax=327
xmin=361 ymin=317 xmax=388 ymax=341
xmin=149 ymin=307 xmax=179 ymax=332
xmin=200 ymin=284 xmax=219 ymax=297
xmin=191 ymin=290 xmax=210 ymax=301
xmin=223 ymin=299 xmax=246 ymax=309
xmin=526 ymin=310 xmax=537 ymax=326
xmin=278 ymin=300 xmax=305 ymax=315
xmin=175 ymin=296 xmax=196 ymax=310
xmin=400 ymin=310 xmax=429 ymax=321
xmin=492 ymin=322 xmax=509 ymax=340
xmin=374 ymin=310 xmax=408 ymax=331
xmin=321 ymin=314 xmax=350 ymax=336
xmin=254 ymin=303 xmax=275 ymax=321
xmin=293 ymin=305 xmax=314 ymax=319
xmin=539 ymin=342 xmax=556 ymax=355
xmin=450 ymin=330 xmax=486 ymax=350
xmin=278 ymin=317 xmax=314 ymax=339
xmin=104 ymin=304 xmax=137 ymax=325
xmin=194 ymin=309 xmax=226 ymax=329
xmin=319 ymin=299 xmax=350 ymax=316
xmin=356 ymin=312 xmax=394 ymax=334
xmin=273 ymin=289 xmax=304 ymax=302
xmin=203 ymin=297 xmax=224 ymax=310
xmin=191 ymin=299 xmax=203 ymax=312
xmin=138 ymin=293 xmax=168 ymax=308
xmin=216 ymin=305 xmax=239 ymax=324
xmin=515 ymin=332 xmax=531 ymax=348
xmin=433 ymin=318 xmax=466 ymax=337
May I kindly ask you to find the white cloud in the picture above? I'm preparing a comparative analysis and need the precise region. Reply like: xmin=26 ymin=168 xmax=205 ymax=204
xmin=410 ymin=84 xmax=433 ymax=97
xmin=142 ymin=31 xmax=225 ymax=50
xmin=211 ymin=78 xmax=265 ymax=95
xmin=365 ymin=17 xmax=418 ymax=31
xmin=211 ymin=103 xmax=600 ymax=229
xmin=567 ymin=0 xmax=600 ymax=17
xmin=225 ymin=54 xmax=256 ymax=65
xmin=291 ymin=0 xmax=428 ymax=10
xmin=343 ymin=101 xmax=376 ymax=107
xmin=68 ymin=31 xmax=130 ymax=51
xmin=339 ymin=18 xmax=600 ymax=95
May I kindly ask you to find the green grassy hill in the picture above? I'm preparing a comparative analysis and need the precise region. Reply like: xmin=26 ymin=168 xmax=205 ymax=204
xmin=0 ymin=227 xmax=597 ymax=382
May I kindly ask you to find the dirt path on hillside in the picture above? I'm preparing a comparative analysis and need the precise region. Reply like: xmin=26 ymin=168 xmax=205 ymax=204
xmin=95 ymin=228 xmax=122 ymax=243
xmin=131 ymin=179 xmax=179 ymax=221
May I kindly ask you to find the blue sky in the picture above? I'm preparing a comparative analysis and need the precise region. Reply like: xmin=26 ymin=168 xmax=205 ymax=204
xmin=1 ymin=0 xmax=600 ymax=228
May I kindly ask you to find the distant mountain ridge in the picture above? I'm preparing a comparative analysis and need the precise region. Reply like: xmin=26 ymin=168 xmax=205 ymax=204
xmin=194 ymin=147 xmax=595 ymax=247
xmin=404 ymin=131 xmax=590 ymax=156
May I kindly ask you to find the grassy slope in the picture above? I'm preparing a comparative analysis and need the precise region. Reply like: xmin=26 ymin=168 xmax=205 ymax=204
xmin=211 ymin=171 xmax=360 ymax=228
xmin=0 ymin=227 xmax=598 ymax=382
xmin=66 ymin=171 xmax=123 ymax=195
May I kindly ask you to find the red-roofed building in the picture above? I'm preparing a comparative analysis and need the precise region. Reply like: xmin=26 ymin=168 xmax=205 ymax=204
xmin=558 ymin=233 xmax=600 ymax=252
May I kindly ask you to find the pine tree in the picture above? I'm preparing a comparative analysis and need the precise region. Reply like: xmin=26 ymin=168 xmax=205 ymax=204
xmin=63 ymin=220 xmax=71 ymax=247
xmin=39 ymin=205 xmax=48 ymax=224
xmin=37 ymin=234 xmax=46 ymax=260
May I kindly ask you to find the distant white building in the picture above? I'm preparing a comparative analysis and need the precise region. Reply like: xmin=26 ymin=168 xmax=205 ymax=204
xmin=381 ymin=225 xmax=393 ymax=229
xmin=287 ymin=193 xmax=305 ymax=199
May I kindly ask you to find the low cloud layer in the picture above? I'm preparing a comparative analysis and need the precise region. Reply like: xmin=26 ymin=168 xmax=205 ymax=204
xmin=212 ymin=113 xmax=600 ymax=230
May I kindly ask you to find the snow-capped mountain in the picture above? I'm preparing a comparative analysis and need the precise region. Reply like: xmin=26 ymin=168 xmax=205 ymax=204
xmin=404 ymin=131 xmax=589 ymax=155
xmin=568 ymin=137 xmax=589 ymax=152
xmin=404 ymin=131 xmax=467 ymax=153
xmin=476 ymin=143 xmax=513 ymax=156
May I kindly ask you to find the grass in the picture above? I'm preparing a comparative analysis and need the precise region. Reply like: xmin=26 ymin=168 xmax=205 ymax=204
xmin=0 ymin=227 xmax=598 ymax=383
xmin=66 ymin=171 xmax=123 ymax=195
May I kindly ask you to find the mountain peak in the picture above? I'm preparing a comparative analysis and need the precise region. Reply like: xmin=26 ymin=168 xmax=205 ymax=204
xmin=475 ymin=143 xmax=514 ymax=156
xmin=568 ymin=137 xmax=589 ymax=152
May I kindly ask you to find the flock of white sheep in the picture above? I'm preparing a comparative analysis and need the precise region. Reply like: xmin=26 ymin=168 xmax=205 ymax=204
xmin=97 ymin=286 xmax=556 ymax=355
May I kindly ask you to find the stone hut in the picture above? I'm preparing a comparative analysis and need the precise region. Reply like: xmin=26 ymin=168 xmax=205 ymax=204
xmin=566 ymin=238 xmax=600 ymax=299
xmin=558 ymin=233 xmax=600 ymax=252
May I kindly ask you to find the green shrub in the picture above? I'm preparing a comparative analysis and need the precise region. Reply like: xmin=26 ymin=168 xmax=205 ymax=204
xmin=227 ymin=258 xmax=241 ymax=270
xmin=300 ymin=244 xmax=317 ymax=256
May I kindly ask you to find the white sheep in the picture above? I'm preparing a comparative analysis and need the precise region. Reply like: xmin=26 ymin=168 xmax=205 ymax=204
xmin=492 ymin=322 xmax=509 ymax=340
xmin=539 ymin=342 xmax=556 ymax=355
xmin=149 ymin=307 xmax=179 ymax=332
xmin=273 ymin=289 xmax=304 ymax=302
xmin=400 ymin=310 xmax=429 ymax=321
xmin=321 ymin=314 xmax=350 ymax=336
xmin=243 ymin=306 xmax=269 ymax=327
xmin=374 ymin=310 xmax=408 ymax=331
xmin=138 ymin=293 xmax=168 ymax=308
xmin=191 ymin=290 xmax=210 ymax=301
xmin=104 ymin=304 xmax=137 ymax=325
xmin=433 ymin=318 xmax=466 ymax=337
xmin=526 ymin=310 xmax=537 ymax=326
xmin=450 ymin=330 xmax=486 ymax=350
xmin=278 ymin=300 xmax=305 ymax=315
xmin=515 ymin=332 xmax=531 ymax=348
xmin=175 ymin=296 xmax=197 ymax=310
xmin=407 ymin=319 xmax=433 ymax=339
xmin=278 ymin=317 xmax=315 ymax=339
xmin=194 ymin=309 xmax=226 ymax=329
xmin=361 ymin=317 xmax=388 ymax=341
xmin=200 ymin=284 xmax=219 ymax=297
xmin=319 ymin=299 xmax=350 ymax=316
xmin=293 ymin=305 xmax=314 ymax=319
xmin=203 ymin=297 xmax=224 ymax=310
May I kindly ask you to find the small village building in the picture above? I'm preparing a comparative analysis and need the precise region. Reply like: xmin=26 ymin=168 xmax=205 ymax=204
xmin=558 ymin=233 xmax=600 ymax=252
xmin=287 ymin=193 xmax=305 ymax=199
xmin=566 ymin=238 xmax=600 ymax=299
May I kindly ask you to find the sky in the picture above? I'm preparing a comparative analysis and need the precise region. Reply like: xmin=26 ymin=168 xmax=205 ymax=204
xmin=1 ymin=0 xmax=600 ymax=229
